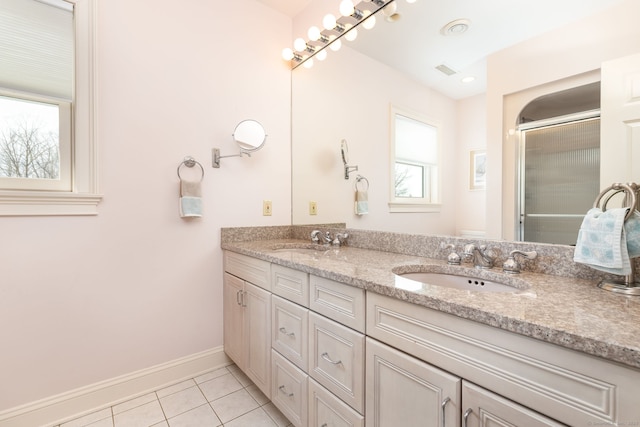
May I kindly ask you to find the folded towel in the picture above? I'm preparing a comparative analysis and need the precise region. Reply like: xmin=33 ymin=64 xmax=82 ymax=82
xmin=574 ymin=207 xmax=631 ymax=275
xmin=355 ymin=190 xmax=368 ymax=215
xmin=179 ymin=179 xmax=202 ymax=218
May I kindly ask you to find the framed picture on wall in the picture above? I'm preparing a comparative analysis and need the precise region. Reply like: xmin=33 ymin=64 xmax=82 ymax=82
xmin=470 ymin=149 xmax=486 ymax=190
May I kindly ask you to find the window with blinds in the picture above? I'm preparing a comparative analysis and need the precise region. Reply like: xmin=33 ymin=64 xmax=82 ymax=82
xmin=519 ymin=115 xmax=600 ymax=245
xmin=0 ymin=0 xmax=73 ymax=191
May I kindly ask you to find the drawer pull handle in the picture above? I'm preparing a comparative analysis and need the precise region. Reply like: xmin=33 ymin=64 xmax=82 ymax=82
xmin=278 ymin=385 xmax=294 ymax=397
xmin=321 ymin=352 xmax=343 ymax=365
xmin=321 ymin=424 xmax=328 ymax=427
xmin=441 ymin=397 xmax=450 ymax=427
xmin=463 ymin=408 xmax=472 ymax=427
xmin=279 ymin=327 xmax=295 ymax=337
xmin=236 ymin=289 xmax=242 ymax=306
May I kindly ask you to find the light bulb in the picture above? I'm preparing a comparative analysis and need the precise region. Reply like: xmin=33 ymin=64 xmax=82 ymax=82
xmin=339 ymin=0 xmax=355 ymax=16
xmin=282 ymin=48 xmax=294 ymax=60
xmin=316 ymin=49 xmax=327 ymax=61
xmin=308 ymin=26 xmax=321 ymax=41
xmin=303 ymin=58 xmax=314 ymax=69
xmin=382 ymin=2 xmax=397 ymax=16
xmin=345 ymin=28 xmax=358 ymax=41
xmin=330 ymin=38 xmax=342 ymax=51
xmin=363 ymin=14 xmax=376 ymax=30
xmin=294 ymin=37 xmax=306 ymax=52
xmin=406 ymin=0 xmax=417 ymax=3
xmin=323 ymin=14 xmax=337 ymax=30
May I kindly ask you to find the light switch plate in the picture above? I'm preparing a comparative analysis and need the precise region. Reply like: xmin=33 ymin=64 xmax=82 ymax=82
xmin=263 ymin=200 xmax=272 ymax=216
xmin=309 ymin=201 xmax=318 ymax=215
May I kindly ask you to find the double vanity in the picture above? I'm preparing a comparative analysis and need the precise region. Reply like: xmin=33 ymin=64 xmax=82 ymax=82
xmin=221 ymin=225 xmax=640 ymax=427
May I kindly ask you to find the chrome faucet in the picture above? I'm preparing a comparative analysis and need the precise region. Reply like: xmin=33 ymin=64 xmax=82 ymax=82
xmin=463 ymin=244 xmax=498 ymax=269
xmin=311 ymin=230 xmax=332 ymax=244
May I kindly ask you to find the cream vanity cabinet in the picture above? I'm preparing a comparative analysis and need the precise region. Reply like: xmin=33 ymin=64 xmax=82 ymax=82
xmin=367 ymin=292 xmax=640 ymax=426
xmin=223 ymin=252 xmax=272 ymax=398
xmin=270 ymin=264 xmax=366 ymax=427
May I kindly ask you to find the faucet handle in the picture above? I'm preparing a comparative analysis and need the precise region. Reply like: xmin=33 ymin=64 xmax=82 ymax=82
xmin=442 ymin=243 xmax=461 ymax=265
xmin=311 ymin=230 xmax=321 ymax=243
xmin=503 ymin=250 xmax=537 ymax=274
xmin=332 ymin=233 xmax=349 ymax=246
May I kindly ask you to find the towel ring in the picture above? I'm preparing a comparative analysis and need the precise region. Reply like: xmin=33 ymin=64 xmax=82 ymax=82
xmin=177 ymin=156 xmax=204 ymax=182
xmin=355 ymin=175 xmax=369 ymax=191
xmin=593 ymin=182 xmax=637 ymax=221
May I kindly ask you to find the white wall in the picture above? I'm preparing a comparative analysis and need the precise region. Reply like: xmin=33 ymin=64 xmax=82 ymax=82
xmin=486 ymin=0 xmax=640 ymax=239
xmin=291 ymin=45 xmax=458 ymax=235
xmin=456 ymin=94 xmax=486 ymax=236
xmin=0 ymin=0 xmax=291 ymax=412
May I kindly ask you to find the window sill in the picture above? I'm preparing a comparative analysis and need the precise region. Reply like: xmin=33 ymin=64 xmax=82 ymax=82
xmin=0 ymin=191 xmax=103 ymax=216
xmin=388 ymin=202 xmax=442 ymax=213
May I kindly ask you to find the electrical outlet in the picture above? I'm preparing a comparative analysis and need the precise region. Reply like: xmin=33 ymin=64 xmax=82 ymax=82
xmin=263 ymin=200 xmax=272 ymax=216
xmin=309 ymin=201 xmax=318 ymax=215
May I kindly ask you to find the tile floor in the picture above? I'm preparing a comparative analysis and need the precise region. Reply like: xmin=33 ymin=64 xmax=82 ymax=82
xmin=52 ymin=365 xmax=293 ymax=427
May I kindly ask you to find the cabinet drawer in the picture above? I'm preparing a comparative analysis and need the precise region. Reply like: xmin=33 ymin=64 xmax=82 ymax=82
xmin=309 ymin=312 xmax=365 ymax=413
xmin=224 ymin=251 xmax=271 ymax=290
xmin=310 ymin=275 xmax=365 ymax=332
xmin=309 ymin=378 xmax=364 ymax=427
xmin=272 ymin=264 xmax=309 ymax=307
xmin=272 ymin=350 xmax=308 ymax=427
xmin=272 ymin=295 xmax=309 ymax=371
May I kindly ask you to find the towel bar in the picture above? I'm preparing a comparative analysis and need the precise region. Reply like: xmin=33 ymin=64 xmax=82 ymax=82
xmin=177 ymin=156 xmax=204 ymax=181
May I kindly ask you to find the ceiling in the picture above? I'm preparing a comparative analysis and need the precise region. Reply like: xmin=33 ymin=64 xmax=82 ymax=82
xmin=258 ymin=0 xmax=626 ymax=99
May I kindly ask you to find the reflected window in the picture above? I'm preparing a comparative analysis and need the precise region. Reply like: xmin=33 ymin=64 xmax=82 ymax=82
xmin=389 ymin=106 xmax=440 ymax=212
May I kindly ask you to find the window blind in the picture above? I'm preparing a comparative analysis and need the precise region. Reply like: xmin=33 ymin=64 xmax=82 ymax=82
xmin=0 ymin=0 xmax=73 ymax=101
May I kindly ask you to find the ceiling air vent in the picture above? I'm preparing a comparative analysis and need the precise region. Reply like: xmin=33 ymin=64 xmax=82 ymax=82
xmin=435 ymin=64 xmax=457 ymax=76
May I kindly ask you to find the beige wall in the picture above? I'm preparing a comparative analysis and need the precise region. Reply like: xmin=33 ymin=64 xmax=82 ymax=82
xmin=0 ymin=0 xmax=291 ymax=412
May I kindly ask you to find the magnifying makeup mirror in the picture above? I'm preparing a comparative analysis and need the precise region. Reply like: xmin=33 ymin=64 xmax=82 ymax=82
xmin=341 ymin=139 xmax=358 ymax=179
xmin=341 ymin=139 xmax=349 ymax=164
xmin=213 ymin=119 xmax=267 ymax=168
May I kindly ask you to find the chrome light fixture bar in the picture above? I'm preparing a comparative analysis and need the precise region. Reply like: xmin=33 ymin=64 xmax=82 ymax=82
xmin=283 ymin=0 xmax=398 ymax=69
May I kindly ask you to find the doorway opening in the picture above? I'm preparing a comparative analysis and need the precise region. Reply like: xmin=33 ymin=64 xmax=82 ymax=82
xmin=517 ymin=82 xmax=600 ymax=245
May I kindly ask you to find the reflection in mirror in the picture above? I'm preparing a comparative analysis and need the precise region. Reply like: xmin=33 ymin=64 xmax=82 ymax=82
xmin=233 ymin=119 xmax=267 ymax=152
xmin=390 ymin=106 xmax=440 ymax=213
xmin=292 ymin=0 xmax=640 ymax=243
xmin=212 ymin=120 xmax=267 ymax=168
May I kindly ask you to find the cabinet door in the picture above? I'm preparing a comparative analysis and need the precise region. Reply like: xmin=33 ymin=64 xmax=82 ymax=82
xmin=223 ymin=272 xmax=244 ymax=369
xmin=244 ymin=281 xmax=272 ymax=398
xmin=366 ymin=337 xmax=461 ymax=427
xmin=461 ymin=381 xmax=565 ymax=427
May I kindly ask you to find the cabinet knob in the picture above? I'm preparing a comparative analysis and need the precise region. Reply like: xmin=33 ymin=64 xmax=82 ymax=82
xmin=463 ymin=408 xmax=473 ymax=427
xmin=279 ymin=327 xmax=295 ymax=338
xmin=441 ymin=397 xmax=451 ymax=427
xmin=278 ymin=384 xmax=294 ymax=397
xmin=321 ymin=352 xmax=343 ymax=365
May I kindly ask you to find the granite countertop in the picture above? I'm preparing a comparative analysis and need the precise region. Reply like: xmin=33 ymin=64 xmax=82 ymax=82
xmin=222 ymin=239 xmax=640 ymax=370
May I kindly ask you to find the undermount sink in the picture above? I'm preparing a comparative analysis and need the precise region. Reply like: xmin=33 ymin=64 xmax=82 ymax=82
xmin=393 ymin=266 xmax=530 ymax=294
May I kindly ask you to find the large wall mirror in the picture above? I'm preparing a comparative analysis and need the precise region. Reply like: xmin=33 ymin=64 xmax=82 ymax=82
xmin=291 ymin=0 xmax=640 ymax=243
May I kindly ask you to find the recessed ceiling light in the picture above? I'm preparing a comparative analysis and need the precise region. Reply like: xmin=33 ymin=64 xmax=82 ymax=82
xmin=461 ymin=76 xmax=475 ymax=83
xmin=440 ymin=19 xmax=471 ymax=36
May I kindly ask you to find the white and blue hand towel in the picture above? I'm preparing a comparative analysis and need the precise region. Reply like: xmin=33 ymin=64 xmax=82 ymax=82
xmin=179 ymin=179 xmax=202 ymax=218
xmin=574 ymin=207 xmax=631 ymax=275
xmin=624 ymin=209 xmax=640 ymax=258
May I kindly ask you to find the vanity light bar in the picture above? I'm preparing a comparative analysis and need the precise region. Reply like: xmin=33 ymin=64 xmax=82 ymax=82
xmin=284 ymin=0 xmax=398 ymax=70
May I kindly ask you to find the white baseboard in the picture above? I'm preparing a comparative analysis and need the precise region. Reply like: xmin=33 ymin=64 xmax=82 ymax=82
xmin=0 ymin=347 xmax=231 ymax=427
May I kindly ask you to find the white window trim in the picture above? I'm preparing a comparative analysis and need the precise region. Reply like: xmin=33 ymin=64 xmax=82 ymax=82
xmin=0 ymin=0 xmax=101 ymax=216
xmin=388 ymin=104 xmax=442 ymax=213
